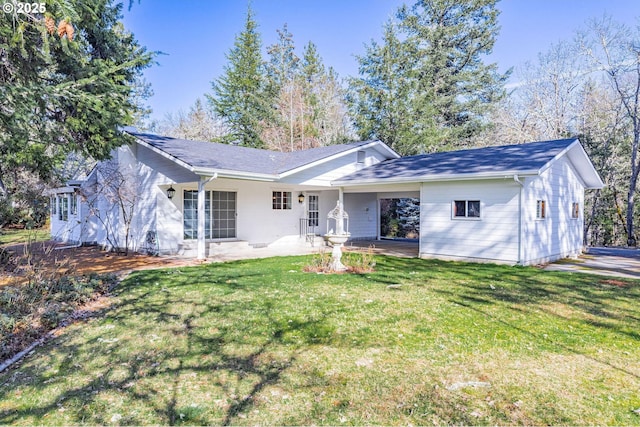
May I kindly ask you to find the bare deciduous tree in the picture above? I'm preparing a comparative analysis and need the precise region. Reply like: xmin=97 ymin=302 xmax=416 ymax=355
xmin=578 ymin=16 xmax=640 ymax=245
xmin=152 ymin=98 xmax=228 ymax=142
xmin=82 ymin=158 xmax=139 ymax=254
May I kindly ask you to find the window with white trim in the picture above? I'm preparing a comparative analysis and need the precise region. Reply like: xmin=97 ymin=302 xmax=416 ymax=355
xmin=58 ymin=195 xmax=68 ymax=221
xmin=536 ymin=200 xmax=546 ymax=219
xmin=308 ymin=194 xmax=319 ymax=227
xmin=453 ymin=200 xmax=480 ymax=218
xmin=571 ymin=202 xmax=580 ymax=219
xmin=70 ymin=194 xmax=78 ymax=215
xmin=51 ymin=196 xmax=57 ymax=215
xmin=272 ymin=191 xmax=292 ymax=210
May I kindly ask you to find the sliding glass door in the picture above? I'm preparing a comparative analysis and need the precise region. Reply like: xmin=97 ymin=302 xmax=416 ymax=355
xmin=183 ymin=190 xmax=237 ymax=239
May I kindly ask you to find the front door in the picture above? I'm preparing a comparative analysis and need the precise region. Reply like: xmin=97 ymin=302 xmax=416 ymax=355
xmin=307 ymin=194 xmax=319 ymax=228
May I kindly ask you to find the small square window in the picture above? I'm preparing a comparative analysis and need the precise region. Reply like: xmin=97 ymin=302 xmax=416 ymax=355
xmin=536 ymin=200 xmax=546 ymax=219
xmin=272 ymin=191 xmax=292 ymax=210
xmin=357 ymin=150 xmax=366 ymax=164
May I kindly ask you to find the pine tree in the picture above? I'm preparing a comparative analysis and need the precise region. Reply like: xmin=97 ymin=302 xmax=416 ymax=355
xmin=266 ymin=24 xmax=299 ymax=95
xmin=264 ymin=24 xmax=300 ymax=151
xmin=207 ymin=6 xmax=270 ymax=148
xmin=349 ymin=0 xmax=508 ymax=155
xmin=348 ymin=21 xmax=423 ymax=154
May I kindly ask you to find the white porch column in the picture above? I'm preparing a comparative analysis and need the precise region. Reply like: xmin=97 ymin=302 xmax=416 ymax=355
xmin=337 ymin=187 xmax=345 ymax=235
xmin=197 ymin=174 xmax=217 ymax=260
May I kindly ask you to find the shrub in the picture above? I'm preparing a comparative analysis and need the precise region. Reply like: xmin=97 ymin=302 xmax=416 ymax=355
xmin=344 ymin=246 xmax=376 ymax=274
xmin=304 ymin=246 xmax=376 ymax=274
xmin=0 ymin=273 xmax=118 ymax=361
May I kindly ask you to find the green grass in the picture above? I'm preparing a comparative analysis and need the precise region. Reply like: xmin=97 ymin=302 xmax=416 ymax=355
xmin=1 ymin=255 xmax=639 ymax=425
xmin=0 ymin=228 xmax=49 ymax=247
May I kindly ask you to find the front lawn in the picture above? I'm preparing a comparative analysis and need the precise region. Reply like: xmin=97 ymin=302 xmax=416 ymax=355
xmin=0 ymin=228 xmax=49 ymax=247
xmin=1 ymin=256 xmax=639 ymax=425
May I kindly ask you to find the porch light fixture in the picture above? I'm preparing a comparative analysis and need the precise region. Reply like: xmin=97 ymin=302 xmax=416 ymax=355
xmin=298 ymin=193 xmax=305 ymax=204
xmin=166 ymin=186 xmax=176 ymax=200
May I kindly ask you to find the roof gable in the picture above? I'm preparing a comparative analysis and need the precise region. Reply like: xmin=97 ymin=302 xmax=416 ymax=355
xmin=334 ymin=138 xmax=604 ymax=189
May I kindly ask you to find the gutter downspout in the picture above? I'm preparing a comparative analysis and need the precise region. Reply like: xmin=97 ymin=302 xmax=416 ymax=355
xmin=197 ymin=173 xmax=218 ymax=260
xmin=514 ymin=174 xmax=524 ymax=265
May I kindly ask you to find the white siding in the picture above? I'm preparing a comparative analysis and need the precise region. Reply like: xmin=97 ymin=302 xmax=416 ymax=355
xmin=165 ymin=179 xmax=308 ymax=248
xmin=344 ymin=193 xmax=378 ymax=239
xmin=522 ymin=157 xmax=585 ymax=264
xmin=420 ymin=179 xmax=521 ymax=264
xmin=280 ymin=148 xmax=388 ymax=186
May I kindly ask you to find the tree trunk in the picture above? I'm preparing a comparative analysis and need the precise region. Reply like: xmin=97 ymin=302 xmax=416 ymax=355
xmin=626 ymin=178 xmax=637 ymax=246
xmin=627 ymin=132 xmax=640 ymax=246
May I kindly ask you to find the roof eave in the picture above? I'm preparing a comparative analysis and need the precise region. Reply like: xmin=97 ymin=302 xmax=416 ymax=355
xmin=134 ymin=137 xmax=198 ymax=174
xmin=191 ymin=167 xmax=279 ymax=182
xmin=133 ymin=135 xmax=279 ymax=182
xmin=539 ymin=138 xmax=605 ymax=189
xmin=332 ymin=170 xmax=540 ymax=187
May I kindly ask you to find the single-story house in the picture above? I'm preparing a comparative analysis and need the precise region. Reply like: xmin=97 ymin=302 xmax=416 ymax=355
xmin=50 ymin=129 xmax=604 ymax=265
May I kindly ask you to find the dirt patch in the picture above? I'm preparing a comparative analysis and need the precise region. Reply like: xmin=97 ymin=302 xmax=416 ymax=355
xmin=0 ymin=241 xmax=198 ymax=286
xmin=599 ymin=279 xmax=629 ymax=288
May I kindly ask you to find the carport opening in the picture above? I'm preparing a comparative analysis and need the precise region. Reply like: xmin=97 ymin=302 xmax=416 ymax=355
xmin=380 ymin=198 xmax=420 ymax=240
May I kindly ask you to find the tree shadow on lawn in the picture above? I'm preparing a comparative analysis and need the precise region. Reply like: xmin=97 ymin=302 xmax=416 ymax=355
xmin=3 ymin=255 xmax=640 ymax=424
xmin=0 ymin=261 xmax=340 ymax=425
xmin=426 ymin=261 xmax=640 ymax=379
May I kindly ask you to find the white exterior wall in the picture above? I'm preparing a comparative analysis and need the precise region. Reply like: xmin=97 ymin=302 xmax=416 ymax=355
xmin=419 ymin=179 xmax=521 ymax=264
xmin=51 ymin=143 xmax=393 ymax=254
xmin=344 ymin=193 xmax=378 ymax=239
xmin=280 ymin=148 xmax=388 ymax=186
xmin=522 ymin=157 xmax=585 ymax=264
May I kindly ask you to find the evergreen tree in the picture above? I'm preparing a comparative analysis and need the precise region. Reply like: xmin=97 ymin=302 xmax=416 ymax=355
xmin=207 ymin=6 xmax=270 ymax=148
xmin=397 ymin=198 xmax=421 ymax=237
xmin=349 ymin=0 xmax=508 ymax=155
xmin=0 ymin=0 xmax=153 ymax=181
xmin=265 ymin=24 xmax=299 ymax=95
xmin=264 ymin=24 xmax=300 ymax=150
xmin=262 ymin=31 xmax=351 ymax=151
xmin=300 ymin=42 xmax=351 ymax=147
xmin=348 ymin=21 xmax=423 ymax=154
xmin=0 ymin=0 xmax=153 ymax=225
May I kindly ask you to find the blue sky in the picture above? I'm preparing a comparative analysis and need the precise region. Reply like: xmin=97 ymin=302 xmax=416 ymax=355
xmin=122 ymin=0 xmax=640 ymax=122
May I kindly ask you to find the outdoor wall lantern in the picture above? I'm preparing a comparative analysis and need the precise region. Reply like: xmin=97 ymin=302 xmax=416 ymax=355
xmin=167 ymin=186 xmax=176 ymax=200
xmin=298 ymin=193 xmax=305 ymax=204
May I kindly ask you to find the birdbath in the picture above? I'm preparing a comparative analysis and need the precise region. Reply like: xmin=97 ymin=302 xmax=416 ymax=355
xmin=323 ymin=201 xmax=350 ymax=271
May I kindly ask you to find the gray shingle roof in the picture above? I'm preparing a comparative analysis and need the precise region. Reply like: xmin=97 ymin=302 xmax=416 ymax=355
xmin=125 ymin=129 xmax=375 ymax=176
xmin=334 ymin=138 xmax=580 ymax=183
